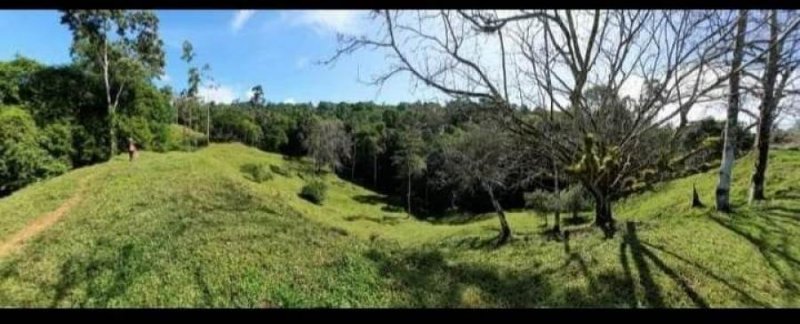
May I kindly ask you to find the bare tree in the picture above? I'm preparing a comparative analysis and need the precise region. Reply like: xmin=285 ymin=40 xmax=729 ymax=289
xmin=439 ymin=122 xmax=518 ymax=245
xmin=303 ymin=118 xmax=352 ymax=173
xmin=745 ymin=10 xmax=800 ymax=203
xmin=327 ymin=10 xmax=800 ymax=237
xmin=716 ymin=10 xmax=749 ymax=213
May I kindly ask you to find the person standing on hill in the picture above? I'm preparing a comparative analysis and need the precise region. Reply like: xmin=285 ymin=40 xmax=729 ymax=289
xmin=128 ymin=138 xmax=138 ymax=162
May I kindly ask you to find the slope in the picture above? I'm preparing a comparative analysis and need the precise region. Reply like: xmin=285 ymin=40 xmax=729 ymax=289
xmin=0 ymin=143 xmax=798 ymax=307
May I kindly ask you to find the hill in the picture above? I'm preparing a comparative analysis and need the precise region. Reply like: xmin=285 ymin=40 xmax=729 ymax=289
xmin=0 ymin=143 xmax=798 ymax=307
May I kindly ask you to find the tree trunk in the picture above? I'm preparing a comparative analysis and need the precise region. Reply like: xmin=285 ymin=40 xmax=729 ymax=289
xmin=553 ymin=159 xmax=561 ymax=233
xmin=373 ymin=153 xmax=378 ymax=188
xmin=486 ymin=186 xmax=511 ymax=246
xmin=716 ymin=10 xmax=748 ymax=213
xmin=692 ymin=183 xmax=704 ymax=208
xmin=589 ymin=187 xmax=615 ymax=237
xmin=750 ymin=10 xmax=780 ymax=204
xmin=101 ymin=39 xmax=117 ymax=157
xmin=109 ymin=108 xmax=117 ymax=157
xmin=406 ymin=169 xmax=412 ymax=216
xmin=351 ymin=143 xmax=357 ymax=180
xmin=206 ymin=104 xmax=210 ymax=143
xmin=750 ymin=111 xmax=773 ymax=203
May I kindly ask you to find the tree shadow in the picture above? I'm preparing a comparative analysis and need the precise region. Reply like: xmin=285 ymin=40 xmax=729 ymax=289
xmin=641 ymin=241 xmax=768 ymax=306
xmin=426 ymin=213 xmax=495 ymax=226
xmin=620 ymin=221 xmax=709 ymax=308
xmin=343 ymin=214 xmax=401 ymax=226
xmin=709 ymin=214 xmax=800 ymax=294
xmin=773 ymin=187 xmax=799 ymax=200
xmin=350 ymin=194 xmax=407 ymax=213
xmin=364 ymin=248 xmax=556 ymax=307
xmin=564 ymin=215 xmax=592 ymax=226
xmin=50 ymin=242 xmax=149 ymax=307
xmin=437 ymin=235 xmax=500 ymax=251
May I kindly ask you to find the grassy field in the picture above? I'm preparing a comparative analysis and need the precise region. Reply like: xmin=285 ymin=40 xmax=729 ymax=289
xmin=0 ymin=143 xmax=798 ymax=307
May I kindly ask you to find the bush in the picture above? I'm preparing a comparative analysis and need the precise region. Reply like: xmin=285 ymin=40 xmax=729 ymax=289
xmin=0 ymin=106 xmax=68 ymax=194
xmin=39 ymin=121 xmax=75 ymax=168
xmin=165 ymin=124 xmax=209 ymax=151
xmin=118 ymin=115 xmax=155 ymax=151
xmin=561 ymin=184 xmax=593 ymax=218
xmin=241 ymin=163 xmax=274 ymax=183
xmin=524 ymin=189 xmax=558 ymax=213
xmin=300 ymin=179 xmax=327 ymax=205
xmin=270 ymin=164 xmax=291 ymax=177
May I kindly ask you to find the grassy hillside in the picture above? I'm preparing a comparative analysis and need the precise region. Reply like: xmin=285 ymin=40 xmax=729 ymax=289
xmin=1 ymin=143 xmax=798 ymax=307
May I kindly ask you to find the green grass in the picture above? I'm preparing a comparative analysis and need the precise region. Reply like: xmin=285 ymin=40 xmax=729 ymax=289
xmin=1 ymin=143 xmax=798 ymax=307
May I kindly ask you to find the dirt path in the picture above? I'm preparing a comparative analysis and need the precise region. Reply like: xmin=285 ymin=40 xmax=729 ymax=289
xmin=0 ymin=176 xmax=92 ymax=259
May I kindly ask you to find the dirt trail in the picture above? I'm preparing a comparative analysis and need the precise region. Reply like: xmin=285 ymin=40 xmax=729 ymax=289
xmin=0 ymin=176 xmax=92 ymax=259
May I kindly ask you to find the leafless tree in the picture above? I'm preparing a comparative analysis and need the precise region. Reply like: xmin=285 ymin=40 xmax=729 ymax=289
xmin=303 ymin=118 xmax=352 ymax=173
xmin=327 ymin=10 xmax=800 ymax=236
xmin=740 ymin=10 xmax=800 ymax=203
xmin=439 ymin=121 xmax=520 ymax=245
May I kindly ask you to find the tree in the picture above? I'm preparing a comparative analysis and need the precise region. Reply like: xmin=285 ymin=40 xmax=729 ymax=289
xmin=303 ymin=118 xmax=352 ymax=173
xmin=747 ymin=10 xmax=800 ymax=203
xmin=392 ymin=126 xmax=426 ymax=214
xmin=716 ymin=10 xmax=749 ymax=213
xmin=440 ymin=122 xmax=517 ymax=245
xmin=0 ymin=106 xmax=68 ymax=195
xmin=60 ymin=10 xmax=165 ymax=157
xmin=326 ymin=10 xmax=800 ymax=237
xmin=250 ymin=85 xmax=265 ymax=107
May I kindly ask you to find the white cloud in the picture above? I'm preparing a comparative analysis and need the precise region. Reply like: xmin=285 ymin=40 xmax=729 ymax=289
xmin=231 ymin=10 xmax=256 ymax=33
xmin=199 ymin=85 xmax=239 ymax=104
xmin=282 ymin=10 xmax=364 ymax=35
xmin=283 ymin=98 xmax=296 ymax=104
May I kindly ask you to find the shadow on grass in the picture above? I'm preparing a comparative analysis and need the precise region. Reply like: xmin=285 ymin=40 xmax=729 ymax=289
xmin=364 ymin=241 xmax=655 ymax=307
xmin=350 ymin=194 xmax=407 ymax=214
xmin=364 ymin=248 xmax=555 ymax=307
xmin=51 ymin=242 xmax=150 ymax=307
xmin=641 ymin=241 xmax=768 ymax=306
xmin=709 ymin=211 xmax=800 ymax=294
xmin=620 ymin=221 xmax=709 ymax=308
xmin=774 ymin=186 xmax=800 ymax=200
xmin=343 ymin=214 xmax=402 ymax=226
xmin=426 ymin=213 xmax=496 ymax=226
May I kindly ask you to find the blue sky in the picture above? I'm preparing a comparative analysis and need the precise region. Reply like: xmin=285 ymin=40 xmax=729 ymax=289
xmin=0 ymin=10 xmax=442 ymax=105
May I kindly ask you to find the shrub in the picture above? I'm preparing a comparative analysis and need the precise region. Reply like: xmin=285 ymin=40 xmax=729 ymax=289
xmin=165 ymin=124 xmax=209 ymax=151
xmin=39 ymin=121 xmax=75 ymax=168
xmin=270 ymin=164 xmax=292 ymax=177
xmin=524 ymin=189 xmax=558 ymax=213
xmin=300 ymin=179 xmax=327 ymax=205
xmin=0 ymin=105 xmax=68 ymax=194
xmin=241 ymin=163 xmax=274 ymax=183
xmin=561 ymin=184 xmax=593 ymax=218
xmin=118 ymin=115 xmax=155 ymax=151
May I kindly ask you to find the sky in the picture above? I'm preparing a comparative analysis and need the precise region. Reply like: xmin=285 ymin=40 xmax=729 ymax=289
xmin=0 ymin=10 xmax=442 ymax=105
xmin=0 ymin=10 xmax=795 ymax=128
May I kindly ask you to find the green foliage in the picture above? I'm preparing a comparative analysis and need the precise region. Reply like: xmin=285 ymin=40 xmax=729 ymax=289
xmin=0 ymin=106 xmax=68 ymax=194
xmin=0 ymin=56 xmax=44 ymax=105
xmin=39 ymin=121 xmax=75 ymax=168
xmin=165 ymin=124 xmax=209 ymax=151
xmin=300 ymin=178 xmax=328 ymax=205
xmin=118 ymin=116 xmax=155 ymax=150
xmin=241 ymin=163 xmax=274 ymax=183
xmin=561 ymin=184 xmax=592 ymax=215
xmin=270 ymin=164 xmax=292 ymax=177
xmin=524 ymin=189 xmax=559 ymax=212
